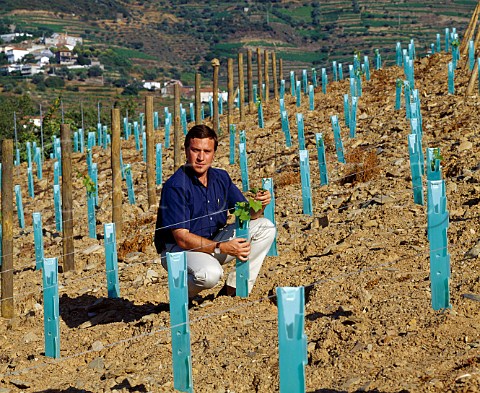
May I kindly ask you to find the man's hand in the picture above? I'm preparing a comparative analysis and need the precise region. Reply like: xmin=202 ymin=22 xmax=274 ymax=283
xmin=221 ymin=238 xmax=251 ymax=261
xmin=250 ymin=189 xmax=271 ymax=220
xmin=254 ymin=189 xmax=271 ymax=207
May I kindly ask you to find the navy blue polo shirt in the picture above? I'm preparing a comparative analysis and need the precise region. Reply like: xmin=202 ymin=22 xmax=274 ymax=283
xmin=154 ymin=165 xmax=246 ymax=252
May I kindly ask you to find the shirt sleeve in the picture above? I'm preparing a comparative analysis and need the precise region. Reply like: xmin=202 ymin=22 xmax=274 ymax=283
xmin=226 ymin=173 xmax=247 ymax=209
xmin=160 ymin=185 xmax=191 ymax=231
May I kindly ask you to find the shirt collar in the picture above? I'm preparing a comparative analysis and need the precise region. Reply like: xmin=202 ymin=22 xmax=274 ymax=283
xmin=182 ymin=164 xmax=216 ymax=186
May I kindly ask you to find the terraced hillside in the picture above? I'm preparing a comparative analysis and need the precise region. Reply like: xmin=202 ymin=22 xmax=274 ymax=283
xmin=1 ymin=1 xmax=478 ymax=84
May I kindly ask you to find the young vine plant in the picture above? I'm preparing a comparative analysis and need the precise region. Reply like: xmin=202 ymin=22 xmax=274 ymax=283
xmin=234 ymin=188 xmax=266 ymax=224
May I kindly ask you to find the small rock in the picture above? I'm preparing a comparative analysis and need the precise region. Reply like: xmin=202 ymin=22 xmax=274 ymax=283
xmin=462 ymin=293 xmax=480 ymax=302
xmin=458 ymin=140 xmax=473 ymax=152
xmin=465 ymin=242 xmax=480 ymax=258
xmin=79 ymin=321 xmax=93 ymax=329
xmin=372 ymin=195 xmax=395 ymax=204
xmin=10 ymin=380 xmax=30 ymax=389
xmin=146 ymin=269 xmax=159 ymax=281
xmin=91 ymin=340 xmax=104 ymax=351
xmin=23 ymin=331 xmax=40 ymax=343
xmin=88 ymin=357 xmax=105 ymax=370
xmin=0 ymin=387 xmax=12 ymax=393
xmin=82 ymin=244 xmax=102 ymax=255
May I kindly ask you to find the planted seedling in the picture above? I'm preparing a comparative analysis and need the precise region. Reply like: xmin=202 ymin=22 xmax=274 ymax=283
xmin=77 ymin=171 xmax=96 ymax=195
xmin=431 ymin=148 xmax=443 ymax=171
xmin=234 ymin=188 xmax=266 ymax=224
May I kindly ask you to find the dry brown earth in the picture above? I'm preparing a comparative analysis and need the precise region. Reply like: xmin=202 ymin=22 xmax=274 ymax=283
xmin=0 ymin=51 xmax=479 ymax=392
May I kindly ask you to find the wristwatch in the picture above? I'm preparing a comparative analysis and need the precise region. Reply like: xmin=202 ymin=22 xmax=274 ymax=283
xmin=214 ymin=242 xmax=221 ymax=254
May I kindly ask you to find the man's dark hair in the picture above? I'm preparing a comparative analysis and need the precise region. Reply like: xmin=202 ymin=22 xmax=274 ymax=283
xmin=184 ymin=124 xmax=218 ymax=151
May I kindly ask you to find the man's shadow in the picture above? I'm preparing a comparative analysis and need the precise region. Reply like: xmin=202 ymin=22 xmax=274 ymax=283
xmin=59 ymin=294 xmax=169 ymax=328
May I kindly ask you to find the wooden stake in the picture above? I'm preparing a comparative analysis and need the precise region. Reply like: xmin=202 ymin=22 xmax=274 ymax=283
xmin=111 ymin=107 xmax=122 ymax=240
xmin=238 ymin=52 xmax=245 ymax=123
xmin=264 ymin=49 xmax=269 ymax=102
xmin=227 ymin=58 xmax=234 ymax=135
xmin=145 ymin=96 xmax=156 ymax=208
xmin=60 ymin=124 xmax=75 ymax=272
xmin=174 ymin=84 xmax=182 ymax=171
xmin=257 ymin=48 xmax=263 ymax=101
xmin=212 ymin=58 xmax=220 ymax=134
xmin=461 ymin=1 xmax=480 ymax=56
xmin=272 ymin=51 xmax=278 ymax=100
xmin=195 ymin=73 xmax=202 ymax=125
xmin=247 ymin=49 xmax=254 ymax=113
xmin=1 ymin=139 xmax=14 ymax=318
xmin=466 ymin=23 xmax=480 ymax=95
xmin=279 ymin=58 xmax=284 ymax=84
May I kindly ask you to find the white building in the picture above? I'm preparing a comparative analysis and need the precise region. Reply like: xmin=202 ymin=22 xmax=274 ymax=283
xmin=6 ymin=47 xmax=30 ymax=63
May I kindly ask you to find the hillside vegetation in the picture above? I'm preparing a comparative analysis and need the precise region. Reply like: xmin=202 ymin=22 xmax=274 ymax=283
xmin=1 ymin=0 xmax=477 ymax=76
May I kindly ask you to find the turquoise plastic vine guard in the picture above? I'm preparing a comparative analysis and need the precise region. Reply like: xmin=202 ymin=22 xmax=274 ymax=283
xmin=349 ymin=77 xmax=355 ymax=98
xmin=308 ymin=85 xmax=314 ymax=111
xmin=14 ymin=184 xmax=25 ymax=229
xmin=395 ymin=83 xmax=402 ymax=111
xmin=257 ymin=102 xmax=264 ymax=129
xmin=299 ymin=149 xmax=313 ymax=216
xmin=15 ymin=148 xmax=20 ymax=166
xmin=343 ymin=94 xmax=350 ymax=128
xmin=33 ymin=212 xmax=44 ymax=270
xmin=332 ymin=61 xmax=338 ymax=82
xmin=239 ymin=142 xmax=249 ymax=192
xmin=253 ymin=84 xmax=258 ymax=104
xmin=277 ymin=287 xmax=307 ymax=393
xmin=27 ymin=167 xmax=34 ymax=199
xmin=154 ymin=111 xmax=159 ymax=130
xmin=73 ymin=132 xmax=79 ymax=153
xmin=427 ymin=180 xmax=451 ymax=310
xmin=79 ymin=128 xmax=85 ymax=153
xmin=229 ymin=125 xmax=236 ymax=165
xmin=165 ymin=113 xmax=171 ymax=149
xmin=407 ymin=134 xmax=424 ymax=206
xmin=91 ymin=163 xmax=99 ymax=206
xmin=396 ymin=42 xmax=402 ymax=66
xmin=281 ymin=111 xmax=292 ymax=147
xmin=123 ymin=118 xmax=129 ymax=139
xmin=104 ymin=223 xmax=120 ymax=298
xmin=364 ymin=55 xmax=371 ymax=81
xmin=445 ymin=28 xmax=450 ymax=52
xmin=142 ymin=131 xmax=147 ymax=163
xmin=302 ymin=69 xmax=307 ymax=94
xmin=87 ymin=131 xmax=96 ymax=150
xmin=321 ymin=68 xmax=327 ymax=95
xmin=181 ymin=107 xmax=188 ymax=135
xmin=235 ymin=213 xmax=250 ymax=298
xmin=436 ymin=34 xmax=441 ymax=52
xmin=87 ymin=192 xmax=96 ymax=239
xmin=42 ymin=257 xmax=60 ymax=358
xmin=290 ymin=71 xmax=295 ymax=96
xmin=262 ymin=178 xmax=278 ymax=257
xmin=280 ymin=79 xmax=285 ymax=99
xmin=338 ymin=62 xmax=343 ymax=80
xmin=156 ymin=143 xmax=163 ymax=186
xmin=120 ymin=150 xmax=125 ymax=180
xmin=350 ymin=96 xmax=358 ymax=138
xmin=331 ymin=115 xmax=345 ymax=164
xmin=295 ymin=80 xmax=301 ymax=107
xmin=315 ymin=133 xmax=328 ymax=186
xmin=448 ymin=62 xmax=455 ymax=95
xmin=53 ymin=161 xmax=59 ymax=186
xmin=188 ymin=103 xmax=195 ymax=124
xmin=97 ymin=122 xmax=103 ymax=147
xmin=125 ymin=164 xmax=136 ymax=205
xmin=35 ymin=147 xmax=43 ymax=180
xmin=133 ymin=121 xmax=140 ymax=151
xmin=296 ymin=113 xmax=305 ymax=151
xmin=279 ymin=98 xmax=285 ymax=113
xmin=312 ymin=68 xmax=317 ymax=88
xmin=26 ymin=141 xmax=32 ymax=168
xmin=166 ymin=252 xmax=193 ymax=393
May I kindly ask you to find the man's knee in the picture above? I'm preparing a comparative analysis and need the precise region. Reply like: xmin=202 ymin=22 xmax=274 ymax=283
xmin=191 ymin=263 xmax=224 ymax=289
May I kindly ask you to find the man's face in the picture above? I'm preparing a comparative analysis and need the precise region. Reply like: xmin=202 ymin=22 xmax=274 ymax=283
xmin=185 ymin=137 xmax=216 ymax=178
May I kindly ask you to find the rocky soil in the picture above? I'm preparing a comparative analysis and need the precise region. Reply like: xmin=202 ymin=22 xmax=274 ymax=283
xmin=0 ymin=51 xmax=479 ymax=392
